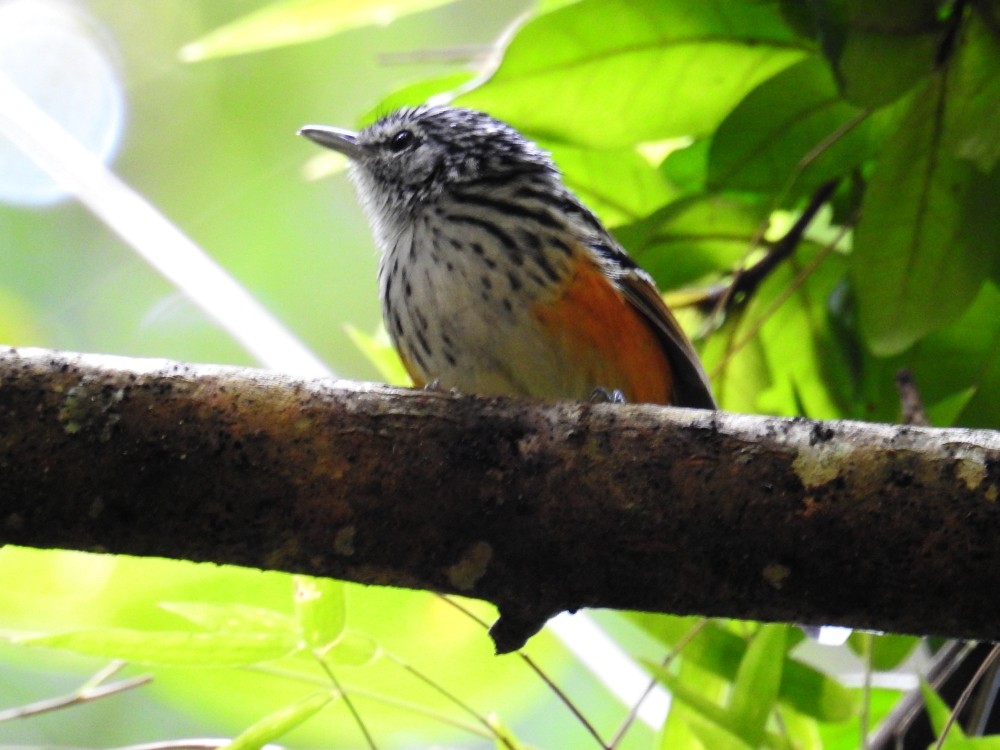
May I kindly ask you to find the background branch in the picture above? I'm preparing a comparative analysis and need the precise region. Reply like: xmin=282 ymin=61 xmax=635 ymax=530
xmin=1 ymin=347 xmax=998 ymax=652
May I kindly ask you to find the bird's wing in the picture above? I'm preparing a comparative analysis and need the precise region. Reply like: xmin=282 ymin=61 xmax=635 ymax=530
xmin=591 ymin=242 xmax=717 ymax=410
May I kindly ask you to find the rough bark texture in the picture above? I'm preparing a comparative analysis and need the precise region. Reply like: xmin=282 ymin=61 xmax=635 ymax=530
xmin=1 ymin=347 xmax=998 ymax=652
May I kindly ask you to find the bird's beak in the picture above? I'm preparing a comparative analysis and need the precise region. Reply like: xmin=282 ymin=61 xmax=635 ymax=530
xmin=298 ymin=124 xmax=363 ymax=160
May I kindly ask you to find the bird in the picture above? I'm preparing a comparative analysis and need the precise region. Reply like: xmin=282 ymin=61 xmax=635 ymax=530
xmin=299 ymin=106 xmax=715 ymax=410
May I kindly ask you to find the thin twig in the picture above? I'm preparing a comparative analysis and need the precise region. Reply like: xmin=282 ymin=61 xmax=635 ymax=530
xmin=439 ymin=595 xmax=610 ymax=749
xmin=109 ymin=740 xmax=284 ymax=750
xmin=382 ymin=650 xmax=520 ymax=750
xmin=867 ymin=641 xmax=975 ymax=748
xmin=248 ymin=663 xmax=492 ymax=739
xmin=709 ymin=214 xmax=855 ymax=380
xmin=0 ymin=661 xmax=152 ymax=722
xmin=935 ymin=645 xmax=1000 ymax=749
xmin=315 ymin=657 xmax=378 ymax=750
xmin=702 ymin=179 xmax=839 ymax=317
xmin=607 ymin=618 xmax=709 ymax=749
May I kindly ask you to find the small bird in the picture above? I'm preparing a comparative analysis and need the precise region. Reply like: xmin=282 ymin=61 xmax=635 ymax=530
xmin=299 ymin=106 xmax=715 ymax=409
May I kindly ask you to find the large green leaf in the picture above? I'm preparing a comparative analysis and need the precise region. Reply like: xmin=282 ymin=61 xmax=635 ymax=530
xmin=161 ymin=601 xmax=297 ymax=633
xmin=179 ymin=0 xmax=459 ymax=61
xmin=457 ymin=0 xmax=810 ymax=147
xmin=809 ymin=0 xmax=945 ymax=107
xmin=851 ymin=73 xmax=994 ymax=356
xmin=944 ymin=12 xmax=1000 ymax=173
xmin=708 ymin=58 xmax=878 ymax=197
xmin=549 ymin=143 xmax=678 ymax=227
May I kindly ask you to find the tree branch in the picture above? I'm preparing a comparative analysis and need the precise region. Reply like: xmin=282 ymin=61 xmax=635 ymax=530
xmin=1 ymin=347 xmax=998 ymax=652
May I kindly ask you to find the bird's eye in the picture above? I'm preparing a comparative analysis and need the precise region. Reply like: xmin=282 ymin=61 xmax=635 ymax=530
xmin=388 ymin=129 xmax=416 ymax=152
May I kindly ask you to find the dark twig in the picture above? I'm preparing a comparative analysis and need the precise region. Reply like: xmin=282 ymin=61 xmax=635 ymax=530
xmin=934 ymin=645 xmax=1000 ymax=748
xmin=701 ymin=179 xmax=839 ymax=316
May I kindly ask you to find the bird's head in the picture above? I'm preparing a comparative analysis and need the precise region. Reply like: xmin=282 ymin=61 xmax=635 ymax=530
xmin=300 ymin=106 xmax=557 ymax=227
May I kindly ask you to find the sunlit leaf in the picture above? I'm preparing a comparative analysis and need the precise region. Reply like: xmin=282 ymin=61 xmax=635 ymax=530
xmin=160 ymin=602 xmax=296 ymax=634
xmin=223 ymin=691 xmax=335 ymax=750
xmin=179 ymin=0 xmax=459 ymax=61
xmin=322 ymin=630 xmax=379 ymax=666
xmin=727 ymin=625 xmax=787 ymax=746
xmin=294 ymin=575 xmax=346 ymax=651
xmin=458 ymin=0 xmax=809 ymax=147
xmin=486 ymin=713 xmax=528 ymax=750
xmin=549 ymin=143 xmax=678 ymax=227
xmin=344 ymin=324 xmax=410 ymax=386
xmin=847 ymin=632 xmax=920 ymax=671
xmin=648 ymin=660 xmax=789 ymax=750
xmin=751 ymin=248 xmax=855 ymax=420
xmin=360 ymin=72 xmax=477 ymax=127
xmin=21 ymin=628 xmax=298 ymax=666
xmin=920 ymin=678 xmax=966 ymax=740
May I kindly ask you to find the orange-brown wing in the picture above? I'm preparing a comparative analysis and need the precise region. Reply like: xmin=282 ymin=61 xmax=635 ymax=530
xmin=592 ymin=242 xmax=717 ymax=410
xmin=531 ymin=252 xmax=675 ymax=404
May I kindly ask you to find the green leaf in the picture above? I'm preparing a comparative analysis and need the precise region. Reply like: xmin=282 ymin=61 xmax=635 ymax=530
xmin=847 ymin=632 xmax=920 ymax=670
xmin=660 ymin=139 xmax=710 ymax=194
xmin=179 ymin=0 xmax=459 ymax=62
xmin=851 ymin=73 xmax=993 ymax=356
xmin=21 ymin=628 xmax=298 ymax=666
xmin=294 ymin=575 xmax=346 ymax=652
xmin=160 ymin=601 xmax=296 ymax=634
xmin=630 ymin=614 xmax=858 ymax=722
xmin=682 ymin=711 xmax=756 ymax=750
xmin=728 ymin=625 xmax=787 ymax=746
xmin=708 ymin=58 xmax=878 ymax=197
xmin=648 ymin=660 xmax=790 ymax=750
xmin=457 ymin=0 xmax=809 ymax=147
xmin=344 ymin=324 xmax=411 ymax=385
xmin=752 ymin=247 xmax=856 ymax=420
xmin=916 ymin=281 xmax=1000 ymax=429
xmin=549 ymin=143 xmax=678 ymax=227
xmin=832 ymin=279 xmax=1000 ymax=426
xmin=486 ymin=713 xmax=528 ymax=750
xmin=614 ymin=194 xmax=766 ymax=288
xmin=837 ymin=29 xmax=941 ymax=108
xmin=944 ymin=13 xmax=1000 ymax=173
xmin=323 ymin=630 xmax=380 ymax=666
xmin=360 ymin=72 xmax=477 ymax=127
xmin=816 ymin=0 xmax=945 ymax=107
xmin=223 ymin=691 xmax=334 ymax=750
xmin=920 ymin=678 xmax=966 ymax=740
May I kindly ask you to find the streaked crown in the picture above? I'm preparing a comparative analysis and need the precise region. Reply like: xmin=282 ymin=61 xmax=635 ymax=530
xmin=302 ymin=106 xmax=561 ymax=223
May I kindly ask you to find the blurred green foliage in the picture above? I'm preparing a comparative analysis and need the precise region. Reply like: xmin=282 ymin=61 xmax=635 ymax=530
xmin=2 ymin=0 xmax=998 ymax=748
